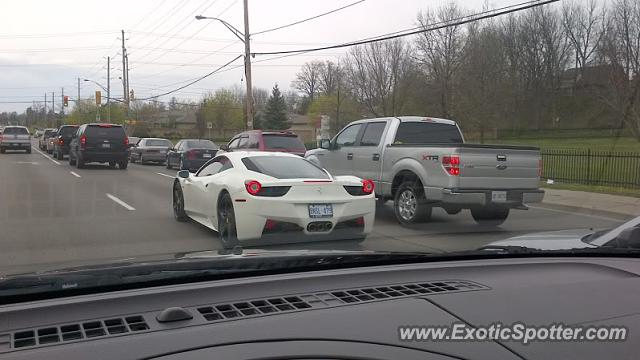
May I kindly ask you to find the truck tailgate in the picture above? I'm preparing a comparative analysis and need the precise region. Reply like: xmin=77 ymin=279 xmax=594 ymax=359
xmin=458 ymin=145 xmax=540 ymax=189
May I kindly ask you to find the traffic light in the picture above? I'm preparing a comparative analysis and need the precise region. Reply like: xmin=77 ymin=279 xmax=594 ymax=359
xmin=63 ymin=96 xmax=69 ymax=107
xmin=95 ymin=91 xmax=101 ymax=106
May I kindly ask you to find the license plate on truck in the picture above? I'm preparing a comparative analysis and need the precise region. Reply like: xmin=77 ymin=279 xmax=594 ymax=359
xmin=308 ymin=204 xmax=333 ymax=218
xmin=203 ymin=153 xmax=212 ymax=158
xmin=491 ymin=191 xmax=507 ymax=202
xmin=101 ymin=143 xmax=111 ymax=148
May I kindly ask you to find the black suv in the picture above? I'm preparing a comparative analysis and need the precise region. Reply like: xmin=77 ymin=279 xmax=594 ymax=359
xmin=69 ymin=123 xmax=129 ymax=169
xmin=52 ymin=125 xmax=79 ymax=160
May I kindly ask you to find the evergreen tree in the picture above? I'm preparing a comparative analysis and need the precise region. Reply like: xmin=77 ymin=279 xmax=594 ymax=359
xmin=263 ymin=84 xmax=290 ymax=130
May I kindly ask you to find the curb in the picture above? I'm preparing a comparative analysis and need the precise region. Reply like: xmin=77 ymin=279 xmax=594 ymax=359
xmin=533 ymin=202 xmax=632 ymax=221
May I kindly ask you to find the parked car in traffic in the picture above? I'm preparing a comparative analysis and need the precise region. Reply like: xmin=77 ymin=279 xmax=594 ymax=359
xmin=0 ymin=126 xmax=31 ymax=154
xmin=224 ymin=130 xmax=307 ymax=157
xmin=52 ymin=125 xmax=79 ymax=160
xmin=38 ymin=128 xmax=58 ymax=150
xmin=68 ymin=123 xmax=129 ymax=169
xmin=130 ymin=138 xmax=173 ymax=165
xmin=172 ymin=151 xmax=375 ymax=248
xmin=306 ymin=116 xmax=544 ymax=226
xmin=166 ymin=139 xmax=218 ymax=172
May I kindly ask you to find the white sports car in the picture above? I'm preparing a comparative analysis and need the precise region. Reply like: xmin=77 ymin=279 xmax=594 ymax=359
xmin=172 ymin=151 xmax=376 ymax=248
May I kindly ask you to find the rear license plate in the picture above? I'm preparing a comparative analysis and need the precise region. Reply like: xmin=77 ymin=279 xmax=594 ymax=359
xmin=202 ymin=153 xmax=212 ymax=158
xmin=101 ymin=143 xmax=111 ymax=149
xmin=491 ymin=191 xmax=507 ymax=202
xmin=308 ymin=204 xmax=333 ymax=218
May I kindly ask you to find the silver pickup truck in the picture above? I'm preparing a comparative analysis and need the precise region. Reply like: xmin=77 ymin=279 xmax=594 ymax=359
xmin=306 ymin=116 xmax=544 ymax=225
xmin=0 ymin=126 xmax=31 ymax=154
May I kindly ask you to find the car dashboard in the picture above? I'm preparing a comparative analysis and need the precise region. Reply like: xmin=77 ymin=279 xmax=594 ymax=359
xmin=1 ymin=257 xmax=639 ymax=359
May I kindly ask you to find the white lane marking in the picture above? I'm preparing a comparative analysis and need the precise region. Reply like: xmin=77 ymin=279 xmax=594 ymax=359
xmin=106 ymin=193 xmax=136 ymax=211
xmin=70 ymin=171 xmax=81 ymax=178
xmin=33 ymin=147 xmax=60 ymax=165
xmin=15 ymin=161 xmax=39 ymax=165
xmin=155 ymin=172 xmax=175 ymax=179
xmin=529 ymin=205 xmax=624 ymax=222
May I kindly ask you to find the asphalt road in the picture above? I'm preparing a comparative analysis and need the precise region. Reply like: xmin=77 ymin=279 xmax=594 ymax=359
xmin=0 ymin=141 xmax=629 ymax=274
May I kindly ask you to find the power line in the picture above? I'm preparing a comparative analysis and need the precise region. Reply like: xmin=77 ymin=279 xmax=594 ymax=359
xmin=132 ymin=0 xmax=221 ymax=62
xmin=127 ymin=0 xmax=170 ymax=32
xmin=138 ymin=55 xmax=242 ymax=100
xmin=252 ymin=0 xmax=365 ymax=36
xmin=252 ymin=0 xmax=559 ymax=56
xmin=128 ymin=0 xmax=191 ymax=48
xmin=0 ymin=30 xmax=118 ymax=39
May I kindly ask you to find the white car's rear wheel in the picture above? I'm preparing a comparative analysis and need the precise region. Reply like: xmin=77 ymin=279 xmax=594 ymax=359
xmin=172 ymin=182 xmax=188 ymax=222
xmin=218 ymin=193 xmax=238 ymax=249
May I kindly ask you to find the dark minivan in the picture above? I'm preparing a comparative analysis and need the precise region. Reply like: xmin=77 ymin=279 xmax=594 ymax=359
xmin=69 ymin=123 xmax=129 ymax=169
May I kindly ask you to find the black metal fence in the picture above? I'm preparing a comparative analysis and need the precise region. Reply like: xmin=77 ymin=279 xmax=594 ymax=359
xmin=542 ymin=149 xmax=640 ymax=188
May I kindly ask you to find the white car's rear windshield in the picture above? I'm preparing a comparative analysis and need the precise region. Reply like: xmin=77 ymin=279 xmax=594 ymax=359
xmin=394 ymin=122 xmax=463 ymax=144
xmin=242 ymin=156 xmax=329 ymax=179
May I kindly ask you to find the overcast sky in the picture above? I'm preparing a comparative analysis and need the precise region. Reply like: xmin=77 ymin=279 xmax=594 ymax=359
xmin=0 ymin=0 xmax=551 ymax=113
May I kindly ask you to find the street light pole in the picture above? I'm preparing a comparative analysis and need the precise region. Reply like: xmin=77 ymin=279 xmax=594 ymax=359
xmin=196 ymin=3 xmax=254 ymax=130
xmin=243 ymin=0 xmax=254 ymax=130
xmin=107 ymin=56 xmax=111 ymax=123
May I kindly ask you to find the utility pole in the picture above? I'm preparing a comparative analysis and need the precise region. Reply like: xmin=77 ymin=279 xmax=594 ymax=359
xmin=77 ymin=77 xmax=81 ymax=108
xmin=243 ymin=0 xmax=254 ymax=130
xmin=44 ymin=93 xmax=47 ymax=127
xmin=52 ymin=92 xmax=55 ymax=127
xmin=121 ymin=30 xmax=129 ymax=111
xmin=107 ymin=56 xmax=111 ymax=122
xmin=61 ymin=88 xmax=64 ymax=117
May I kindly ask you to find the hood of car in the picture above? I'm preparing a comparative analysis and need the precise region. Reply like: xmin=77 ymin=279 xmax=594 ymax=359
xmin=485 ymin=229 xmax=599 ymax=251
xmin=0 ymin=249 xmax=382 ymax=277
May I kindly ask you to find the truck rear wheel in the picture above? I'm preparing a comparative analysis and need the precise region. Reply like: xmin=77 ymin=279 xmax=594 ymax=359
xmin=394 ymin=182 xmax=432 ymax=224
xmin=470 ymin=206 xmax=510 ymax=226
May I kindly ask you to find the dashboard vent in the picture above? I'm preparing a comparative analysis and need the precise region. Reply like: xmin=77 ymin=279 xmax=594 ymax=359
xmin=330 ymin=280 xmax=483 ymax=303
xmin=197 ymin=280 xmax=485 ymax=323
xmin=198 ymin=295 xmax=313 ymax=321
xmin=12 ymin=315 xmax=149 ymax=349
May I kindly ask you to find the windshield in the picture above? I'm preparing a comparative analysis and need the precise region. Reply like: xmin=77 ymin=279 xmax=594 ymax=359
xmin=185 ymin=140 xmax=217 ymax=149
xmin=394 ymin=122 xmax=463 ymax=144
xmin=242 ymin=156 xmax=329 ymax=179
xmin=84 ymin=126 xmax=124 ymax=139
xmin=263 ymin=134 xmax=306 ymax=150
xmin=1 ymin=0 xmax=639 ymax=304
xmin=145 ymin=139 xmax=172 ymax=147
xmin=2 ymin=127 xmax=28 ymax=135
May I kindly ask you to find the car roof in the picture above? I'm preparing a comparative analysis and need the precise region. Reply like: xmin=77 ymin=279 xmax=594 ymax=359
xmin=3 ymin=125 xmax=28 ymax=129
xmin=141 ymin=137 xmax=170 ymax=141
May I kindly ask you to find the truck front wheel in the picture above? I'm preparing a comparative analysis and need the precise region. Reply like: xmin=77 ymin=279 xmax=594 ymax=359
xmin=394 ymin=182 xmax=432 ymax=224
xmin=470 ymin=206 xmax=510 ymax=226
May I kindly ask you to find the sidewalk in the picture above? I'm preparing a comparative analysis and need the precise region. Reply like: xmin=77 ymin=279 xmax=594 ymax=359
xmin=540 ymin=188 xmax=640 ymax=218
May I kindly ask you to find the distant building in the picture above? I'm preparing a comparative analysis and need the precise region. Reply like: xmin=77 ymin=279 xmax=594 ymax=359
xmin=560 ymin=64 xmax=626 ymax=95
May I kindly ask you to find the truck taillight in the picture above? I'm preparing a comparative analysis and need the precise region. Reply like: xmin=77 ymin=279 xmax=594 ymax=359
xmin=442 ymin=155 xmax=461 ymax=176
xmin=80 ymin=135 xmax=87 ymax=149
xmin=186 ymin=150 xmax=197 ymax=160
xmin=124 ymin=137 xmax=129 ymax=146
xmin=538 ymin=159 xmax=543 ymax=177
xmin=58 ymin=136 xmax=64 ymax=145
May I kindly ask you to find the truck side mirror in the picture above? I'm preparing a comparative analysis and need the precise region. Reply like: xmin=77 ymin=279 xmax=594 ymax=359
xmin=219 ymin=144 xmax=229 ymax=151
xmin=320 ymin=139 xmax=331 ymax=150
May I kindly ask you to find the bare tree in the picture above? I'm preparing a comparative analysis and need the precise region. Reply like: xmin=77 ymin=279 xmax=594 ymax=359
xmin=599 ymin=0 xmax=640 ymax=140
xmin=318 ymin=60 xmax=341 ymax=95
xmin=344 ymin=39 xmax=415 ymax=117
xmin=562 ymin=0 xmax=606 ymax=74
xmin=292 ymin=61 xmax=323 ymax=101
xmin=415 ymin=3 xmax=466 ymax=118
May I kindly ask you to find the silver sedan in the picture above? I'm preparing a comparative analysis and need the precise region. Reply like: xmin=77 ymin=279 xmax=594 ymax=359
xmin=130 ymin=138 xmax=173 ymax=165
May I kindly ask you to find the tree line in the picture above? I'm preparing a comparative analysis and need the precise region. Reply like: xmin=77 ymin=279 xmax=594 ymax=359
xmin=291 ymin=0 xmax=640 ymax=141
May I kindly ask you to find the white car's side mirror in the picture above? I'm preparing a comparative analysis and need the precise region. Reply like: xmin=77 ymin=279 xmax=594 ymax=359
xmin=178 ymin=170 xmax=190 ymax=179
